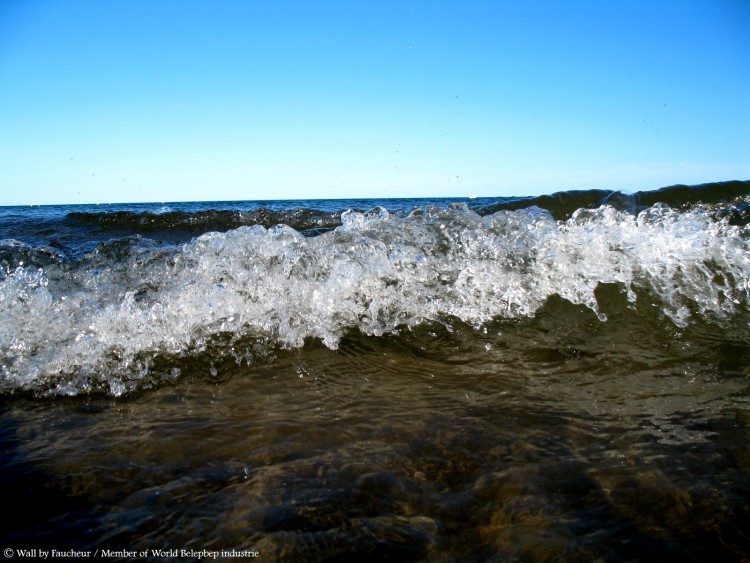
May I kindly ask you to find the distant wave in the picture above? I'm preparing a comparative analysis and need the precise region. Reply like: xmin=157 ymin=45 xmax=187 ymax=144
xmin=477 ymin=179 xmax=750 ymax=222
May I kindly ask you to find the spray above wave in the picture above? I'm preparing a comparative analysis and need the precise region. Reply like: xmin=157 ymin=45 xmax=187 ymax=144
xmin=1 ymin=183 xmax=750 ymax=397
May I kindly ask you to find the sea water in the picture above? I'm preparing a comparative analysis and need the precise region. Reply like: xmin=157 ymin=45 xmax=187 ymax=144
xmin=1 ymin=181 xmax=749 ymax=560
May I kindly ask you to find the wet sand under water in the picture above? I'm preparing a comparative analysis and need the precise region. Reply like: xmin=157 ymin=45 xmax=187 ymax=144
xmin=2 ymin=304 xmax=750 ymax=561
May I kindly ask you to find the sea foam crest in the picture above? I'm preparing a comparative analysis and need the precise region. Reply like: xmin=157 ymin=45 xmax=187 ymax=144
xmin=1 ymin=203 xmax=748 ymax=396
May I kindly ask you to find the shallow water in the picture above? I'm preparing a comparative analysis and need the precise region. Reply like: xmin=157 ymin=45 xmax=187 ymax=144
xmin=2 ymin=300 xmax=750 ymax=561
xmin=2 ymin=182 xmax=750 ymax=560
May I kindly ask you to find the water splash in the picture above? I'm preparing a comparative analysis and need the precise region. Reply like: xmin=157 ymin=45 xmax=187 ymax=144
xmin=1 ymin=201 xmax=748 ymax=396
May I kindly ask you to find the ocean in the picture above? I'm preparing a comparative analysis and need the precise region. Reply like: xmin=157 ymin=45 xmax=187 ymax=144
xmin=1 ymin=180 xmax=750 ymax=560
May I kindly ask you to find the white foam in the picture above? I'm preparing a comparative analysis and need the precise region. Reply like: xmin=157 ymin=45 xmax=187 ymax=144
xmin=1 ymin=203 xmax=748 ymax=396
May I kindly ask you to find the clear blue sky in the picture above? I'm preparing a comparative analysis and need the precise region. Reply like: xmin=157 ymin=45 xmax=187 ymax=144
xmin=1 ymin=0 xmax=748 ymax=205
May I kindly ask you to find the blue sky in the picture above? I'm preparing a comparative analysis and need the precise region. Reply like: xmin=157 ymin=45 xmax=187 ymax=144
xmin=1 ymin=0 xmax=748 ymax=205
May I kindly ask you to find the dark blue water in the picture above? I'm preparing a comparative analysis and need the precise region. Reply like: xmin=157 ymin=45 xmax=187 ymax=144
xmin=1 ymin=181 xmax=750 ymax=560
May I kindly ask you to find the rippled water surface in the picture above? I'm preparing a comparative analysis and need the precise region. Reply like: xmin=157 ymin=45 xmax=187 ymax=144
xmin=2 ymin=182 xmax=750 ymax=560
xmin=3 ymin=304 xmax=750 ymax=561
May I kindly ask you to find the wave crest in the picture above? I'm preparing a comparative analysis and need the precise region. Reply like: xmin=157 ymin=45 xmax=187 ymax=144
xmin=1 ymin=200 xmax=748 ymax=396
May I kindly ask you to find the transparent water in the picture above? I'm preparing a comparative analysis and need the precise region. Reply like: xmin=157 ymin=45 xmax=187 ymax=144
xmin=3 ymin=301 xmax=750 ymax=560
xmin=2 ymin=183 xmax=750 ymax=560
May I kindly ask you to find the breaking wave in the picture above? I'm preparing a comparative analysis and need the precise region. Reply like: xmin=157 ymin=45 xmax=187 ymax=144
xmin=1 ymin=181 xmax=749 ymax=396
